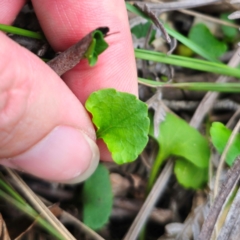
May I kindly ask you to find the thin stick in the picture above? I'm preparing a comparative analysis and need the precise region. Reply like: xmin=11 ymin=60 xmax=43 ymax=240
xmin=227 ymin=108 xmax=240 ymax=128
xmin=61 ymin=211 xmax=105 ymax=240
xmin=39 ymin=197 xmax=105 ymax=240
xmin=134 ymin=3 xmax=171 ymax=43
xmin=123 ymin=161 xmax=173 ymax=240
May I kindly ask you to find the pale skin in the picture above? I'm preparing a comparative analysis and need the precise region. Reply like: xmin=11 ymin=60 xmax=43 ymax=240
xmin=0 ymin=0 xmax=138 ymax=183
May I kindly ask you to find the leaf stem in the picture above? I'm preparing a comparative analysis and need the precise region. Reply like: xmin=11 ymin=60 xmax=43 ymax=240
xmin=147 ymin=148 xmax=166 ymax=191
xmin=0 ymin=24 xmax=45 ymax=40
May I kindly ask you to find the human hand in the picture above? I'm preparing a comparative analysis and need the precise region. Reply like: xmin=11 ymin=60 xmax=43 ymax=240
xmin=0 ymin=0 xmax=138 ymax=183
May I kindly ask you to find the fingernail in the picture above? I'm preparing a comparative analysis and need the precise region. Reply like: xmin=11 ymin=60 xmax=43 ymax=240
xmin=1 ymin=126 xmax=99 ymax=183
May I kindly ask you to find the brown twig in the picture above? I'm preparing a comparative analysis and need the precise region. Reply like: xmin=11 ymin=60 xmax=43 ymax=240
xmin=134 ymin=3 xmax=171 ymax=44
xmin=47 ymin=34 xmax=92 ymax=76
xmin=133 ymin=2 xmax=177 ymax=55
xmin=47 ymin=27 xmax=109 ymax=76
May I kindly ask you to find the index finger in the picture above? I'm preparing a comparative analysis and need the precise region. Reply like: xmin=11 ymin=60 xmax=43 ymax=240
xmin=32 ymin=0 xmax=138 ymax=103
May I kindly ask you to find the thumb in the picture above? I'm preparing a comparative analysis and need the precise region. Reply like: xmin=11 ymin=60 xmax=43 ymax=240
xmin=0 ymin=33 xmax=99 ymax=183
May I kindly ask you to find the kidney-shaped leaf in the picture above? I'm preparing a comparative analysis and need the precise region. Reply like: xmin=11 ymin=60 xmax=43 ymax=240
xmin=82 ymin=164 xmax=113 ymax=230
xmin=210 ymin=122 xmax=240 ymax=166
xmin=149 ymin=113 xmax=210 ymax=168
xmin=85 ymin=88 xmax=150 ymax=164
xmin=174 ymin=159 xmax=208 ymax=189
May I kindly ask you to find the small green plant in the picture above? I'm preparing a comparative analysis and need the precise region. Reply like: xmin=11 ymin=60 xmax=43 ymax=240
xmin=149 ymin=113 xmax=210 ymax=189
xmin=210 ymin=122 xmax=240 ymax=166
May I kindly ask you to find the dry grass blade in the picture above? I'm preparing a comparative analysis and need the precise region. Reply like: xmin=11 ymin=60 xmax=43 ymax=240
xmin=217 ymin=187 xmax=240 ymax=239
xmin=190 ymin=47 xmax=240 ymax=129
xmin=123 ymin=161 xmax=173 ymax=240
xmin=5 ymin=168 xmax=76 ymax=240
xmin=227 ymin=108 xmax=240 ymax=128
xmin=38 ymin=196 xmax=105 ymax=240
xmin=198 ymin=156 xmax=240 ymax=240
xmin=0 ymin=214 xmax=10 ymax=240
xmin=175 ymin=204 xmax=209 ymax=240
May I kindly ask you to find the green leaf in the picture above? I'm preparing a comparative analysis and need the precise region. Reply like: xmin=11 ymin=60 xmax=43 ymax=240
xmin=131 ymin=21 xmax=156 ymax=43
xmin=150 ymin=113 xmax=210 ymax=168
xmin=210 ymin=122 xmax=240 ymax=166
xmin=131 ymin=21 xmax=151 ymax=39
xmin=82 ymin=164 xmax=113 ymax=230
xmin=84 ymin=29 xmax=109 ymax=66
xmin=188 ymin=23 xmax=227 ymax=59
xmin=174 ymin=159 xmax=208 ymax=189
xmin=85 ymin=88 xmax=150 ymax=164
xmin=220 ymin=13 xmax=238 ymax=42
